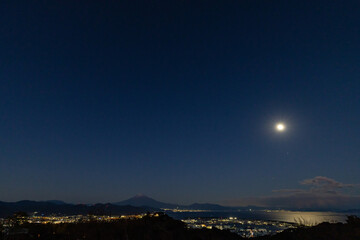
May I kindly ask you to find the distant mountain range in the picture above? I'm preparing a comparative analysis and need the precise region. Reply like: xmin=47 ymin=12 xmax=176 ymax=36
xmin=45 ymin=200 xmax=68 ymax=205
xmin=2 ymin=195 xmax=355 ymax=218
xmin=114 ymin=194 xmax=236 ymax=211
xmin=0 ymin=200 xmax=156 ymax=218
xmin=0 ymin=195 xmax=238 ymax=218
xmin=114 ymin=194 xmax=178 ymax=209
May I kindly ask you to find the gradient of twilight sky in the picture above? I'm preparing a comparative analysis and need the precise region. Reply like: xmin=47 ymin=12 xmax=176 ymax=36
xmin=1 ymin=1 xmax=359 ymax=207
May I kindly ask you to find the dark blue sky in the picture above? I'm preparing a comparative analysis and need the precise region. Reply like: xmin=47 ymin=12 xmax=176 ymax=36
xmin=1 ymin=1 xmax=359 ymax=207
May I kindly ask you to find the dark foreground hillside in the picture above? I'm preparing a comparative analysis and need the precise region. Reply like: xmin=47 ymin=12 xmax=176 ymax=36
xmin=2 ymin=214 xmax=360 ymax=240
xmin=256 ymin=215 xmax=360 ymax=240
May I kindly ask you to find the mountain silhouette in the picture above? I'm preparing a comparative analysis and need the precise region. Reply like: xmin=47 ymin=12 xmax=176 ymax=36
xmin=114 ymin=194 xmax=179 ymax=209
xmin=0 ymin=200 xmax=154 ymax=218
xmin=45 ymin=200 xmax=67 ymax=205
xmin=114 ymin=195 xmax=236 ymax=210
xmin=187 ymin=203 xmax=232 ymax=210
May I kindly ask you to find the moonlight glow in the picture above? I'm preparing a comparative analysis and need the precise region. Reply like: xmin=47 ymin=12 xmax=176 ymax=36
xmin=276 ymin=123 xmax=286 ymax=132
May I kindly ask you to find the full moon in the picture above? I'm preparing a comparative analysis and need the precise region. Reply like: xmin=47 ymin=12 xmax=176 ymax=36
xmin=276 ymin=123 xmax=286 ymax=132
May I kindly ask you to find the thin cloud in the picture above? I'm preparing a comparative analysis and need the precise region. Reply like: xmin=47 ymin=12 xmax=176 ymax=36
xmin=272 ymin=189 xmax=305 ymax=194
xmin=222 ymin=176 xmax=360 ymax=209
xmin=300 ymin=176 xmax=356 ymax=189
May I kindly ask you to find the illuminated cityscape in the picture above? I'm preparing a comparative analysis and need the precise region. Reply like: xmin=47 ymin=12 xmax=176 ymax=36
xmin=0 ymin=212 xmax=297 ymax=238
xmin=183 ymin=217 xmax=296 ymax=238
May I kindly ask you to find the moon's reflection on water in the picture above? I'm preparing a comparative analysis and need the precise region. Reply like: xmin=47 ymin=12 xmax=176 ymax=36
xmin=168 ymin=210 xmax=349 ymax=225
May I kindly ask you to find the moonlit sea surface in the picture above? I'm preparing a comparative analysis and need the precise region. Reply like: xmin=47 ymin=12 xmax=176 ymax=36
xmin=167 ymin=210 xmax=349 ymax=225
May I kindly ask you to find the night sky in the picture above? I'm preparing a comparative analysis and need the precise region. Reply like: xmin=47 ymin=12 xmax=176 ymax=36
xmin=1 ymin=1 xmax=359 ymax=208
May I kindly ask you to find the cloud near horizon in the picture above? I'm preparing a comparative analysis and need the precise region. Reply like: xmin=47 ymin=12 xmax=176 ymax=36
xmin=222 ymin=176 xmax=360 ymax=209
